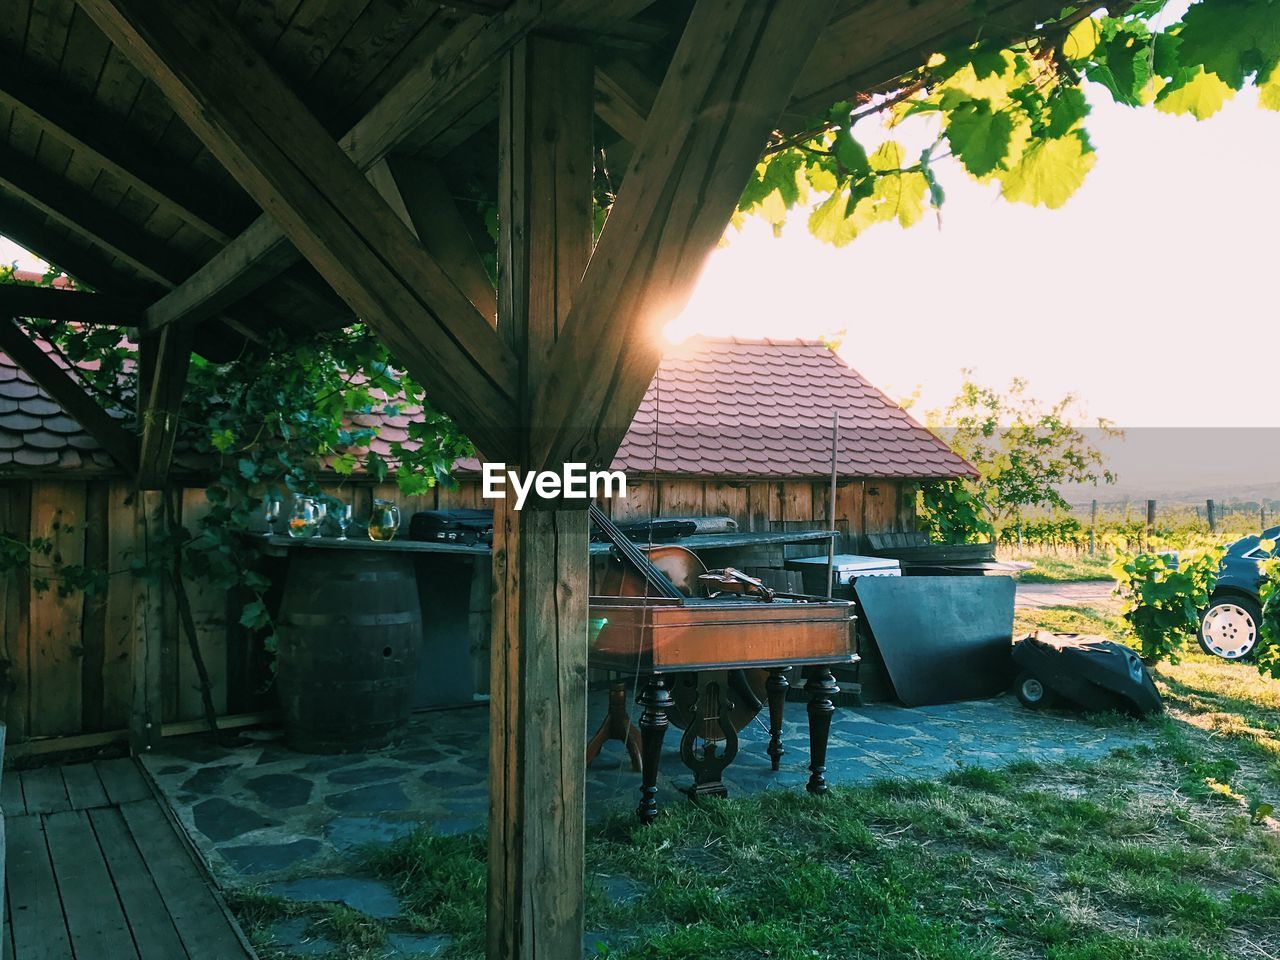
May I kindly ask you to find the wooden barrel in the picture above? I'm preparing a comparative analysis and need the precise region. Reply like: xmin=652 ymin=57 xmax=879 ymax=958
xmin=276 ymin=549 xmax=422 ymax=753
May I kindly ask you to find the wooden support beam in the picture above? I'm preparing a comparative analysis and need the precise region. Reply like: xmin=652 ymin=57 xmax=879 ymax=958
xmin=0 ymin=61 xmax=253 ymax=242
xmin=130 ymin=489 xmax=165 ymax=754
xmin=369 ymin=157 xmax=497 ymax=326
xmin=531 ymin=0 xmax=839 ymax=472
xmin=0 ymin=319 xmax=139 ymax=473
xmin=593 ymin=58 xmax=658 ymax=144
xmin=0 ymin=142 xmax=195 ymax=287
xmin=136 ymin=326 xmax=192 ymax=490
xmin=488 ymin=34 xmax=594 ymax=960
xmin=80 ymin=0 xmax=519 ymax=458
xmin=136 ymin=0 xmax=657 ymax=334
xmin=0 ymin=284 xmax=145 ymax=324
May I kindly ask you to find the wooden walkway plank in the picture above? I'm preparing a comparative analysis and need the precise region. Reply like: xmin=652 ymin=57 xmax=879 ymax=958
xmin=95 ymin=756 xmax=153 ymax=804
xmin=0 ymin=769 xmax=24 ymax=815
xmin=62 ymin=761 xmax=111 ymax=810
xmin=17 ymin=766 xmax=70 ymax=814
xmin=4 ymin=875 xmax=15 ymax=960
xmin=6 ymin=814 xmax=74 ymax=960
xmin=43 ymin=809 xmax=141 ymax=960
xmin=89 ymin=805 xmax=191 ymax=960
xmin=118 ymin=799 xmax=253 ymax=959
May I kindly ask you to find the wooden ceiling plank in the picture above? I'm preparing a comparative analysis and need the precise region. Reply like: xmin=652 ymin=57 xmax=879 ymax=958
xmin=271 ymin=0 xmax=369 ymax=87
xmin=0 ymin=283 xmax=145 ymax=323
xmin=310 ymin=1 xmax=441 ymax=117
xmin=232 ymin=0 xmax=306 ymax=50
xmin=80 ymin=0 xmax=519 ymax=457
xmin=531 ymin=0 xmax=840 ymax=472
xmin=373 ymin=156 xmax=497 ymax=326
xmin=0 ymin=317 xmax=139 ymax=473
xmin=23 ymin=0 xmax=75 ymax=72
xmin=339 ymin=6 xmax=465 ymax=125
xmin=57 ymin=5 xmax=113 ymax=95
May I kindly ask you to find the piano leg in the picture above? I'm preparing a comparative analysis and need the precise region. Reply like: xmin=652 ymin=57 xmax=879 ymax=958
xmin=805 ymin=667 xmax=840 ymax=795
xmin=586 ymin=679 xmax=644 ymax=773
xmin=636 ymin=674 xmax=673 ymax=824
xmin=766 ymin=667 xmax=791 ymax=771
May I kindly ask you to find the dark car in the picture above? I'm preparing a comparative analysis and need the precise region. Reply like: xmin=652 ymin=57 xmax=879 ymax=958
xmin=1197 ymin=525 xmax=1278 ymax=661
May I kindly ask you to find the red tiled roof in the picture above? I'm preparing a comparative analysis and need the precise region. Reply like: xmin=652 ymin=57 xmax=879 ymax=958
xmin=608 ymin=338 xmax=973 ymax=479
xmin=8 ymin=269 xmax=72 ymax=287
xmin=0 ymin=337 xmax=124 ymax=473
xmin=0 ymin=336 xmax=971 ymax=480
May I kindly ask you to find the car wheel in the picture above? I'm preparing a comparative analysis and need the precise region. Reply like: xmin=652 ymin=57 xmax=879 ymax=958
xmin=1015 ymin=671 xmax=1056 ymax=710
xmin=1197 ymin=595 xmax=1262 ymax=661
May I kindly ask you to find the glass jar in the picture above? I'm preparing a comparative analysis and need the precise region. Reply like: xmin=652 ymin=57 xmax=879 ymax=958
xmin=288 ymin=495 xmax=321 ymax=539
xmin=368 ymin=499 xmax=401 ymax=542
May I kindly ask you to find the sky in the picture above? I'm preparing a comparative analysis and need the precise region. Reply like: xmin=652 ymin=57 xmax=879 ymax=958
xmin=665 ymin=80 xmax=1280 ymax=430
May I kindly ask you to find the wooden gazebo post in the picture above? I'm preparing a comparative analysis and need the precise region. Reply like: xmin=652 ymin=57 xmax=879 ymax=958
xmin=487 ymin=33 xmax=595 ymax=957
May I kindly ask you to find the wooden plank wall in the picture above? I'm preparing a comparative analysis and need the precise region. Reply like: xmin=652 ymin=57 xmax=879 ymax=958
xmin=0 ymin=474 xmax=916 ymax=744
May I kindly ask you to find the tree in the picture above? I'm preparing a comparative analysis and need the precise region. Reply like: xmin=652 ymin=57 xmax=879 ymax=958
xmin=918 ymin=374 xmax=1118 ymax=542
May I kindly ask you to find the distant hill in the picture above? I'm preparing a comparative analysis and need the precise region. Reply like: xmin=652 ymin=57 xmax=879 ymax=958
xmin=1050 ymin=428 xmax=1279 ymax=508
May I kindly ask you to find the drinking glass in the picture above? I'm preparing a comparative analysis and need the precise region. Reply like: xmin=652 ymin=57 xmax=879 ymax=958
xmin=336 ymin=503 xmax=353 ymax=540
xmin=288 ymin=495 xmax=321 ymax=539
xmin=263 ymin=498 xmax=280 ymax=537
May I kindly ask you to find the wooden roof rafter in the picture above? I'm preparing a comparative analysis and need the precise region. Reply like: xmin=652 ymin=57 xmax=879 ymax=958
xmin=78 ymin=0 xmax=525 ymax=459
xmin=0 ymin=283 xmax=145 ymax=324
xmin=0 ymin=192 xmax=137 ymax=295
xmin=0 ymin=140 xmax=197 ymax=287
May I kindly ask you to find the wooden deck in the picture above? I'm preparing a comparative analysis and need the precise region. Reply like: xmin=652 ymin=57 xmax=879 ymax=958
xmin=2 ymin=757 xmax=256 ymax=960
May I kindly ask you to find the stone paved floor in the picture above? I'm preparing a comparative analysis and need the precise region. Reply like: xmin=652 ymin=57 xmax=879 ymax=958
xmin=144 ymin=690 xmax=1151 ymax=956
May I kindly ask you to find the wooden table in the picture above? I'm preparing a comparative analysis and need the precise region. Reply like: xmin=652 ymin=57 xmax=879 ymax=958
xmin=254 ymin=527 xmax=837 ymax=558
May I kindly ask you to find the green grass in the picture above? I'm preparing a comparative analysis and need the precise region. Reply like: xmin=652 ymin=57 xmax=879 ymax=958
xmin=237 ymin=607 xmax=1280 ymax=960
xmin=1008 ymin=550 xmax=1116 ymax=584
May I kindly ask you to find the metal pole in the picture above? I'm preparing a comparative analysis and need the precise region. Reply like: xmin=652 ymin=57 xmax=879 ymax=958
xmin=826 ymin=411 xmax=839 ymax=599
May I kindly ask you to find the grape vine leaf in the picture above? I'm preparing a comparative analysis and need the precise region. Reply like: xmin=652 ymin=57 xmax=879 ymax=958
xmin=1261 ymin=64 xmax=1280 ymax=111
xmin=999 ymin=134 xmax=1096 ymax=209
xmin=1062 ymin=17 xmax=1101 ymax=61
xmin=1175 ymin=0 xmax=1280 ymax=90
xmin=1155 ymin=67 xmax=1235 ymax=119
xmin=946 ymin=99 xmax=1015 ymax=177
xmin=1045 ymin=87 xmax=1090 ymax=139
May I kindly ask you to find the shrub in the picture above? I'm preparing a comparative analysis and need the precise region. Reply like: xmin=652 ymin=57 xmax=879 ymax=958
xmin=1255 ymin=539 xmax=1280 ymax=678
xmin=1111 ymin=548 xmax=1223 ymax=664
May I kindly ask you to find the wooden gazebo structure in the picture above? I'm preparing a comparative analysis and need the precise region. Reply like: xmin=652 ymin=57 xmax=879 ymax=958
xmin=0 ymin=1 xmax=1068 ymax=955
